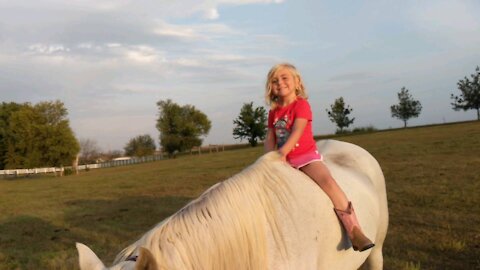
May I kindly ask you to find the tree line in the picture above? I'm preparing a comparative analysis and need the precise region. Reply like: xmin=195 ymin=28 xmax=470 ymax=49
xmin=233 ymin=66 xmax=480 ymax=143
xmin=77 ymin=100 xmax=212 ymax=163
xmin=1 ymin=66 xmax=478 ymax=170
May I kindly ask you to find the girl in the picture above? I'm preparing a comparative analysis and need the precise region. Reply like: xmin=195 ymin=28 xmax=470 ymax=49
xmin=264 ymin=63 xmax=374 ymax=252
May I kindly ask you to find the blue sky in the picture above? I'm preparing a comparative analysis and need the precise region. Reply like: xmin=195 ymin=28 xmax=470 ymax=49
xmin=1 ymin=0 xmax=479 ymax=151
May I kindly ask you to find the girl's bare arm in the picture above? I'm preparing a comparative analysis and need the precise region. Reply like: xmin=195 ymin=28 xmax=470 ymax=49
xmin=264 ymin=128 xmax=276 ymax=153
xmin=278 ymin=118 xmax=307 ymax=158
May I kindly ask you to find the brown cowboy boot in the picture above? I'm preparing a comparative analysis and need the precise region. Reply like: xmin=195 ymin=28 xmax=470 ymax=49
xmin=334 ymin=202 xmax=375 ymax=252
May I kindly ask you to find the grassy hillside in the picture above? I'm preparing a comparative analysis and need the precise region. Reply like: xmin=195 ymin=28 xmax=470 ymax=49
xmin=0 ymin=121 xmax=479 ymax=269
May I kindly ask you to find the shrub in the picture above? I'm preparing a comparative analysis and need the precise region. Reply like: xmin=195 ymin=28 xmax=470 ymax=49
xmin=352 ymin=125 xmax=378 ymax=133
xmin=63 ymin=168 xmax=74 ymax=176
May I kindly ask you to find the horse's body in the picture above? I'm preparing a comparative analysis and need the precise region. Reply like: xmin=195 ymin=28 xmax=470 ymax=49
xmin=77 ymin=140 xmax=388 ymax=270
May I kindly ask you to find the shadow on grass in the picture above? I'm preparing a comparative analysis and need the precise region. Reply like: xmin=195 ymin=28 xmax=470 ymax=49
xmin=0 ymin=195 xmax=193 ymax=270
xmin=0 ymin=215 xmax=81 ymax=269
xmin=63 ymin=195 xmax=192 ymax=266
xmin=65 ymin=195 xmax=191 ymax=234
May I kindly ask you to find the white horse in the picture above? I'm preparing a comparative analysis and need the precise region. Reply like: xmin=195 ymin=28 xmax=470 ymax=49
xmin=77 ymin=140 xmax=388 ymax=270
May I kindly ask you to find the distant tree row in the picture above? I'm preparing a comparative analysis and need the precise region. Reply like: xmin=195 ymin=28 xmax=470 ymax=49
xmin=327 ymin=66 xmax=479 ymax=131
xmin=82 ymin=65 xmax=480 ymax=157
xmin=0 ymin=101 xmax=79 ymax=170
xmin=82 ymin=65 xmax=480 ymax=158
xmin=78 ymin=138 xmax=123 ymax=165
xmin=231 ymin=66 xmax=480 ymax=142
xmin=77 ymin=99 xmax=213 ymax=164
xmin=230 ymin=88 xmax=424 ymax=143
xmin=6 ymin=65 xmax=475 ymax=169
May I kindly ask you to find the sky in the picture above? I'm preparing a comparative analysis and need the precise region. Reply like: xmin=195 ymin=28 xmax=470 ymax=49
xmin=1 ymin=0 xmax=479 ymax=152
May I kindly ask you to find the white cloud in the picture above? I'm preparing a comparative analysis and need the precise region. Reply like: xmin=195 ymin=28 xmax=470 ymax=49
xmin=153 ymin=20 xmax=236 ymax=41
xmin=154 ymin=23 xmax=199 ymax=40
xmin=204 ymin=8 xmax=220 ymax=20
xmin=173 ymin=58 xmax=203 ymax=67
xmin=27 ymin=43 xmax=70 ymax=54
xmin=106 ymin=43 xmax=122 ymax=48
xmin=124 ymin=45 xmax=162 ymax=63
xmin=1 ymin=0 xmax=131 ymax=11
xmin=209 ymin=54 xmax=246 ymax=62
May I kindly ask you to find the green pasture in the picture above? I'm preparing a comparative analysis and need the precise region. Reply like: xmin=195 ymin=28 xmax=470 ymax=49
xmin=0 ymin=121 xmax=479 ymax=269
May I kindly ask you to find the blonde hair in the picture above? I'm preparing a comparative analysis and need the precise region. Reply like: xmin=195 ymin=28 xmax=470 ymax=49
xmin=265 ymin=63 xmax=308 ymax=107
xmin=113 ymin=152 xmax=295 ymax=270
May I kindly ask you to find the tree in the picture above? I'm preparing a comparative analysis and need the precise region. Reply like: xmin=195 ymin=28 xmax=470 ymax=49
xmin=390 ymin=87 xmax=422 ymax=128
xmin=326 ymin=97 xmax=355 ymax=133
xmin=102 ymin=150 xmax=123 ymax=160
xmin=32 ymin=101 xmax=79 ymax=168
xmin=4 ymin=104 xmax=39 ymax=168
xmin=0 ymin=100 xmax=79 ymax=169
xmin=0 ymin=102 xmax=27 ymax=169
xmin=232 ymin=102 xmax=267 ymax=147
xmin=124 ymin=134 xmax=156 ymax=157
xmin=156 ymin=99 xmax=211 ymax=156
xmin=79 ymin=138 xmax=101 ymax=164
xmin=451 ymin=66 xmax=480 ymax=120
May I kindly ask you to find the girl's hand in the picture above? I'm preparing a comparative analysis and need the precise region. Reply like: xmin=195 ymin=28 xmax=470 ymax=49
xmin=277 ymin=150 xmax=287 ymax=162
xmin=275 ymin=118 xmax=307 ymax=160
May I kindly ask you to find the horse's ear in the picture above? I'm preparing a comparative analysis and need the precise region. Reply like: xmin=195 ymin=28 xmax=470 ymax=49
xmin=135 ymin=247 xmax=158 ymax=270
xmin=76 ymin=242 xmax=106 ymax=270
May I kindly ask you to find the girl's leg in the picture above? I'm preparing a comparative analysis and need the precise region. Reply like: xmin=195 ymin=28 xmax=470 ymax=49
xmin=299 ymin=161 xmax=349 ymax=211
xmin=300 ymin=161 xmax=375 ymax=252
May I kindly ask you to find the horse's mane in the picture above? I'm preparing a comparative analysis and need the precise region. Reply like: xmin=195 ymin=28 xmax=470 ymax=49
xmin=113 ymin=151 xmax=298 ymax=269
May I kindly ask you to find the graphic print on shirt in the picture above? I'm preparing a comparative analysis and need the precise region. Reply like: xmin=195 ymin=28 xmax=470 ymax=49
xmin=274 ymin=115 xmax=290 ymax=148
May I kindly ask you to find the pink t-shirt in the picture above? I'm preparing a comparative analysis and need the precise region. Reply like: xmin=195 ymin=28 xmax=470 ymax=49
xmin=268 ymin=98 xmax=317 ymax=161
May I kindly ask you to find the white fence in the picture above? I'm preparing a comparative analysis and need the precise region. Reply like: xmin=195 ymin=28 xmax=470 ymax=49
xmin=190 ymin=144 xmax=225 ymax=155
xmin=0 ymin=154 xmax=165 ymax=178
xmin=0 ymin=146 xmax=229 ymax=178
xmin=0 ymin=167 xmax=64 ymax=177
xmin=99 ymin=154 xmax=164 ymax=168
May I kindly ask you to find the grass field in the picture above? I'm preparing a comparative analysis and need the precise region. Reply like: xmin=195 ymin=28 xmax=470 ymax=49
xmin=0 ymin=121 xmax=479 ymax=270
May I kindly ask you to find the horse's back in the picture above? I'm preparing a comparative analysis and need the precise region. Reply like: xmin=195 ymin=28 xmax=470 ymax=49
xmin=318 ymin=140 xmax=387 ymax=196
xmin=267 ymin=140 xmax=388 ymax=270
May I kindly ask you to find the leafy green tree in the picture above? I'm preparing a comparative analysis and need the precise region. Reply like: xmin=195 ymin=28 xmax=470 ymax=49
xmin=34 ymin=101 xmax=79 ymax=167
xmin=5 ymin=105 xmax=41 ymax=168
xmin=451 ymin=66 xmax=480 ymax=120
xmin=232 ymin=102 xmax=267 ymax=147
xmin=124 ymin=134 xmax=156 ymax=157
xmin=156 ymin=99 xmax=211 ymax=156
xmin=326 ymin=97 xmax=355 ymax=133
xmin=391 ymin=87 xmax=422 ymax=127
xmin=0 ymin=102 xmax=27 ymax=169
xmin=0 ymin=100 xmax=79 ymax=169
